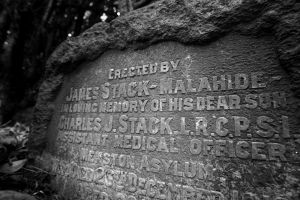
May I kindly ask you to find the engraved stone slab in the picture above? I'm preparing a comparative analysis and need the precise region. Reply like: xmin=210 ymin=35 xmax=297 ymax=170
xmin=43 ymin=34 xmax=299 ymax=200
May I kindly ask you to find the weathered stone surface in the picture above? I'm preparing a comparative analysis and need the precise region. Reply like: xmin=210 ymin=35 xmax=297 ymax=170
xmin=29 ymin=0 xmax=300 ymax=200
xmin=0 ymin=191 xmax=36 ymax=200
xmin=30 ymin=0 xmax=300 ymax=153
xmin=37 ymin=35 xmax=300 ymax=200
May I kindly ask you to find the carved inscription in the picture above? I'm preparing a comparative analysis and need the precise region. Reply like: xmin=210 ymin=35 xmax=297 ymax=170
xmin=51 ymin=56 xmax=297 ymax=200
xmin=49 ymin=156 xmax=223 ymax=200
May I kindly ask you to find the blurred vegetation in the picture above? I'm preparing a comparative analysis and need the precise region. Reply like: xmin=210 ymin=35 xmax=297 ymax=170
xmin=0 ymin=122 xmax=61 ymax=199
xmin=0 ymin=0 xmax=120 ymax=124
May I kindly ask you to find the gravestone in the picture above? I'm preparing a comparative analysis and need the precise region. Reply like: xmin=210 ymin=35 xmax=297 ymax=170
xmin=29 ymin=0 xmax=300 ymax=200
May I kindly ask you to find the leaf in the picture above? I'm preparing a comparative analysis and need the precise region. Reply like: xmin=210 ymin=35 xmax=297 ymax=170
xmin=0 ymin=159 xmax=27 ymax=174
xmin=17 ymin=134 xmax=27 ymax=144
xmin=21 ymin=138 xmax=28 ymax=148
xmin=0 ymin=127 xmax=18 ymax=146
xmin=0 ymin=128 xmax=10 ymax=138
xmin=0 ymin=135 xmax=18 ymax=146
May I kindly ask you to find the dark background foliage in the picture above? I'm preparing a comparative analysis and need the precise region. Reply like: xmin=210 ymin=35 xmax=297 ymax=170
xmin=0 ymin=0 xmax=155 ymax=124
